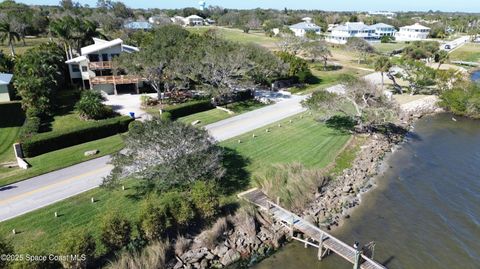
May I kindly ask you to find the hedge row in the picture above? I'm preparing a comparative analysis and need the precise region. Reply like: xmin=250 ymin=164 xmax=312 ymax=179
xmin=164 ymin=99 xmax=214 ymax=120
xmin=21 ymin=116 xmax=133 ymax=157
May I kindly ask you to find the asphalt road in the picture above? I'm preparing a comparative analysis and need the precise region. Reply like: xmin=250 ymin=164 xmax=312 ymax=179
xmin=0 ymin=156 xmax=112 ymax=222
xmin=0 ymin=94 xmax=307 ymax=222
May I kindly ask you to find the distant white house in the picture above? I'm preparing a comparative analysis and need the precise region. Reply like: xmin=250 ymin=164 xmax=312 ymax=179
xmin=65 ymin=38 xmax=142 ymax=95
xmin=170 ymin=15 xmax=205 ymax=26
xmin=124 ymin=21 xmax=153 ymax=31
xmin=368 ymin=11 xmax=397 ymax=19
xmin=301 ymin=17 xmax=313 ymax=23
xmin=395 ymin=23 xmax=431 ymax=41
xmin=0 ymin=73 xmax=13 ymax=102
xmin=288 ymin=22 xmax=321 ymax=37
xmin=326 ymin=22 xmax=396 ymax=44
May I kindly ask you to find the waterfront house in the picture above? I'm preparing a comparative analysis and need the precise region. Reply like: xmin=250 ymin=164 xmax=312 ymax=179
xmin=0 ymin=73 xmax=13 ymax=102
xmin=326 ymin=22 xmax=377 ymax=44
xmin=395 ymin=23 xmax=431 ymax=41
xmin=65 ymin=38 xmax=142 ymax=95
xmin=289 ymin=22 xmax=322 ymax=37
xmin=371 ymin=23 xmax=397 ymax=37
xmin=326 ymin=22 xmax=396 ymax=44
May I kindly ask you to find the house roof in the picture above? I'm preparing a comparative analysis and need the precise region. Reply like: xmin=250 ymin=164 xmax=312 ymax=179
xmin=333 ymin=22 xmax=372 ymax=31
xmin=289 ymin=22 xmax=321 ymax=30
xmin=401 ymin=23 xmax=430 ymax=30
xmin=65 ymin=55 xmax=87 ymax=64
xmin=371 ymin=23 xmax=395 ymax=29
xmin=186 ymin=15 xmax=204 ymax=20
xmin=81 ymin=38 xmax=123 ymax=55
xmin=0 ymin=73 xmax=13 ymax=84
xmin=124 ymin=21 xmax=153 ymax=30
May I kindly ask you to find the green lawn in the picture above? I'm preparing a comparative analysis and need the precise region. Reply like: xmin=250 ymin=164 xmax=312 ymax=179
xmin=290 ymin=65 xmax=370 ymax=94
xmin=188 ymin=26 xmax=278 ymax=49
xmin=0 ymin=134 xmax=124 ymax=187
xmin=0 ymin=102 xmax=24 ymax=165
xmin=0 ymin=37 xmax=51 ymax=56
xmin=220 ymin=114 xmax=351 ymax=173
xmin=449 ymin=43 xmax=480 ymax=62
xmin=372 ymin=42 xmax=407 ymax=54
xmin=0 ymin=114 xmax=351 ymax=255
xmin=178 ymin=100 xmax=266 ymax=127
xmin=0 ymin=178 xmax=139 ymax=256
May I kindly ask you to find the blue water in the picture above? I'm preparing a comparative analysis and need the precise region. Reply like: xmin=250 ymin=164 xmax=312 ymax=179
xmin=471 ymin=70 xmax=480 ymax=82
xmin=254 ymin=114 xmax=480 ymax=269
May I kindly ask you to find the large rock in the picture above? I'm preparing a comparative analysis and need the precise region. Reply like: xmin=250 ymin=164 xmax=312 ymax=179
xmin=84 ymin=149 xmax=99 ymax=156
xmin=220 ymin=249 xmax=241 ymax=266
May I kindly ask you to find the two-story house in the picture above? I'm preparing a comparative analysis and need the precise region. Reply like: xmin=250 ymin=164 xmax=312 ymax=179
xmin=65 ymin=38 xmax=142 ymax=95
xmin=326 ymin=22 xmax=396 ymax=44
xmin=395 ymin=23 xmax=431 ymax=41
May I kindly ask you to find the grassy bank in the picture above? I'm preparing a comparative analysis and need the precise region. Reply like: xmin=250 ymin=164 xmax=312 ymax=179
xmin=0 ymin=134 xmax=124 ymax=187
xmin=449 ymin=43 xmax=480 ymax=62
xmin=0 ymin=114 xmax=351 ymax=255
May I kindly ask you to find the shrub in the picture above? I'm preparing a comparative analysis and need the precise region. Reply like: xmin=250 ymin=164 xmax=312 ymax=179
xmin=191 ymin=181 xmax=220 ymax=219
xmin=0 ymin=236 xmax=13 ymax=269
xmin=101 ymin=214 xmax=132 ymax=252
xmin=164 ymin=99 xmax=213 ymax=120
xmin=106 ymin=240 xmax=170 ymax=269
xmin=18 ymin=116 xmax=41 ymax=140
xmin=174 ymin=235 xmax=191 ymax=256
xmin=75 ymin=90 xmax=112 ymax=120
xmin=138 ymin=192 xmax=196 ymax=240
xmin=139 ymin=198 xmax=174 ymax=241
xmin=57 ymin=229 xmax=96 ymax=269
xmin=128 ymin=120 xmax=143 ymax=134
xmin=275 ymin=51 xmax=312 ymax=82
xmin=140 ymin=95 xmax=158 ymax=107
xmin=21 ymin=116 xmax=132 ymax=157
xmin=197 ymin=217 xmax=229 ymax=249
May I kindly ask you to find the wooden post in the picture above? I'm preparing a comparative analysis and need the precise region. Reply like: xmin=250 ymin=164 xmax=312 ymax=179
xmin=12 ymin=229 xmax=16 ymax=235
xmin=290 ymin=215 xmax=294 ymax=237
xmin=276 ymin=196 xmax=280 ymax=205
xmin=318 ymin=233 xmax=324 ymax=260
xmin=54 ymin=212 xmax=58 ymax=218
xmin=353 ymin=250 xmax=361 ymax=269
xmin=122 ymin=185 xmax=125 ymax=191
xmin=91 ymin=197 xmax=95 ymax=203
xmin=134 ymin=82 xmax=139 ymax=94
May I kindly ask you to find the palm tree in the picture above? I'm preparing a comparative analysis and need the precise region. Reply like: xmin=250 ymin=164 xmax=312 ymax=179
xmin=49 ymin=16 xmax=74 ymax=59
xmin=374 ymin=56 xmax=392 ymax=91
xmin=0 ymin=22 xmax=21 ymax=57
xmin=436 ymin=50 xmax=449 ymax=70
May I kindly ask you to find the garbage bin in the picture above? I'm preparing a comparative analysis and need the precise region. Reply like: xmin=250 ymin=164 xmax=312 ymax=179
xmin=129 ymin=112 xmax=135 ymax=118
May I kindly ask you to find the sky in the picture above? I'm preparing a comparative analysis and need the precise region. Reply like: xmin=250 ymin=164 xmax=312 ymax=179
xmin=14 ymin=0 xmax=480 ymax=12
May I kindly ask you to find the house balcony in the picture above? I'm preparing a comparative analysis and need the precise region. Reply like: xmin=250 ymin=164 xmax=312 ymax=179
xmin=90 ymin=75 xmax=141 ymax=85
xmin=89 ymin=61 xmax=113 ymax=70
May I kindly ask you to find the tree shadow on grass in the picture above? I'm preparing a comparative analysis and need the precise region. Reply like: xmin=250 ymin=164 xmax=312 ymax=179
xmin=219 ymin=147 xmax=251 ymax=196
xmin=325 ymin=115 xmax=356 ymax=134
xmin=0 ymin=102 xmax=25 ymax=128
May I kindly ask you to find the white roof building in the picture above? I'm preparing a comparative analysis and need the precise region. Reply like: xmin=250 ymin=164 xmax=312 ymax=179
xmin=65 ymin=38 xmax=141 ymax=95
xmin=395 ymin=23 xmax=431 ymax=41
xmin=289 ymin=22 xmax=322 ymax=37
xmin=368 ymin=11 xmax=397 ymax=18
xmin=170 ymin=15 xmax=205 ymax=26
xmin=326 ymin=22 xmax=396 ymax=44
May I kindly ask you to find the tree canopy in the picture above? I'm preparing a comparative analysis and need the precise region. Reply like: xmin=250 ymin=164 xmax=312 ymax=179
xmin=103 ymin=119 xmax=225 ymax=191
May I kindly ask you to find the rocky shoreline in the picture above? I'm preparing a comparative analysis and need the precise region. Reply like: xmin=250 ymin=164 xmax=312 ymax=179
xmin=168 ymin=101 xmax=442 ymax=269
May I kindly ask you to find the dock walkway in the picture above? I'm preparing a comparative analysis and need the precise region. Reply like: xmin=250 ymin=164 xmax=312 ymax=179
xmin=238 ymin=188 xmax=387 ymax=269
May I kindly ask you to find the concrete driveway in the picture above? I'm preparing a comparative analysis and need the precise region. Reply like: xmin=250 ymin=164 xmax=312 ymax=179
xmin=103 ymin=93 xmax=157 ymax=121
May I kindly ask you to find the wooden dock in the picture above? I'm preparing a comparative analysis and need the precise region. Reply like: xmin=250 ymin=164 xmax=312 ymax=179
xmin=238 ymin=188 xmax=387 ymax=269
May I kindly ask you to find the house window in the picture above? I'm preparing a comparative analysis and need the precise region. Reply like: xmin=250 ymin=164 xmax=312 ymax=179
xmin=102 ymin=54 xmax=109 ymax=61
xmin=72 ymin=64 xmax=80 ymax=72
xmin=81 ymin=66 xmax=88 ymax=72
